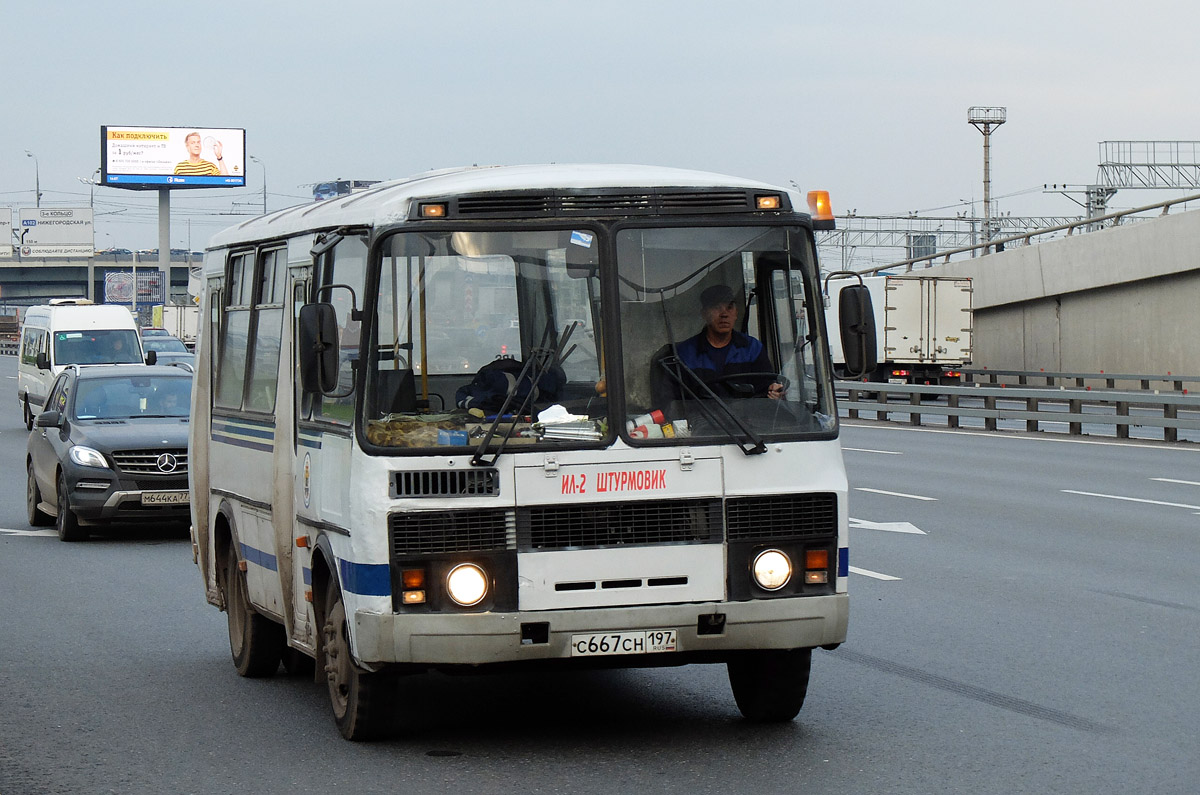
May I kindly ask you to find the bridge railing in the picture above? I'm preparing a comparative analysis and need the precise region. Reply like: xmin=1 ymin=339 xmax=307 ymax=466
xmin=959 ymin=367 xmax=1200 ymax=392
xmin=836 ymin=381 xmax=1200 ymax=443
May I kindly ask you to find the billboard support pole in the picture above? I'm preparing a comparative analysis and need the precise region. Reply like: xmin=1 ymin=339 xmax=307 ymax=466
xmin=158 ymin=188 xmax=171 ymax=314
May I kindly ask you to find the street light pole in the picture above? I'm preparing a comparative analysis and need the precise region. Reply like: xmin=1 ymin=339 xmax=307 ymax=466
xmin=77 ymin=168 xmax=100 ymax=208
xmin=249 ymin=154 xmax=266 ymax=214
xmin=25 ymin=150 xmax=42 ymax=207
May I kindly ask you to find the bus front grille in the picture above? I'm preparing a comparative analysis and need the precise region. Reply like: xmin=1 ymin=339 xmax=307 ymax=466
xmin=725 ymin=493 xmax=838 ymax=541
xmin=518 ymin=499 xmax=722 ymax=550
xmin=390 ymin=509 xmax=515 ymax=555
xmin=392 ymin=469 xmax=499 ymax=498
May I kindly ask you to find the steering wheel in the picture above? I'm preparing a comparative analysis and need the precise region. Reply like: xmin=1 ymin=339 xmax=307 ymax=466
xmin=707 ymin=372 xmax=790 ymax=398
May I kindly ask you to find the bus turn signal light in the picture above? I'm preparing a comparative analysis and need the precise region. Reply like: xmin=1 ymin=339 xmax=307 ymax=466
xmin=805 ymin=549 xmax=829 ymax=584
xmin=419 ymin=202 xmax=447 ymax=218
xmin=756 ymin=194 xmax=782 ymax=210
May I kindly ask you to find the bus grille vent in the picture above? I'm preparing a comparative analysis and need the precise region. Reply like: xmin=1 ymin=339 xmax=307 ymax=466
xmin=518 ymin=499 xmax=722 ymax=550
xmin=392 ymin=469 xmax=499 ymax=498
xmin=390 ymin=509 xmax=515 ymax=555
xmin=442 ymin=189 xmax=779 ymax=219
xmin=725 ymin=493 xmax=838 ymax=541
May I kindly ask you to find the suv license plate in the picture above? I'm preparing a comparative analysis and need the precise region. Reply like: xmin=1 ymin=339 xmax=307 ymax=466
xmin=142 ymin=491 xmax=189 ymax=505
xmin=570 ymin=629 xmax=677 ymax=657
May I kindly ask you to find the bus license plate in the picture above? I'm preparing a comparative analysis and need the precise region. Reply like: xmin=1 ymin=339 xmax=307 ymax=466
xmin=142 ymin=491 xmax=189 ymax=505
xmin=570 ymin=629 xmax=677 ymax=657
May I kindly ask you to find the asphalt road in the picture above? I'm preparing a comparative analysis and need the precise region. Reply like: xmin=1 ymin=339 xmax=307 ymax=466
xmin=1 ymin=353 xmax=1197 ymax=794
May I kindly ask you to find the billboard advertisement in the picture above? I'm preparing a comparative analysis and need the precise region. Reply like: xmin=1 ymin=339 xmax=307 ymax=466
xmin=1 ymin=211 xmax=11 ymax=257
xmin=101 ymin=126 xmax=246 ymax=189
xmin=16 ymin=208 xmax=94 ymax=258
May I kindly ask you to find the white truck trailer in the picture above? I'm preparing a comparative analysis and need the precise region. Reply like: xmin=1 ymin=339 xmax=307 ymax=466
xmin=154 ymin=304 xmax=200 ymax=348
xmin=825 ymin=274 xmax=972 ymax=386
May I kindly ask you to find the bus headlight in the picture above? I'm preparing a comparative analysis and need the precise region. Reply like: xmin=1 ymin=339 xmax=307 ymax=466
xmin=751 ymin=549 xmax=792 ymax=591
xmin=446 ymin=563 xmax=488 ymax=607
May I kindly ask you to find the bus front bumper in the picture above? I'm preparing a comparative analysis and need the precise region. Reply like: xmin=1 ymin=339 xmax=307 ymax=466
xmin=352 ymin=594 xmax=848 ymax=667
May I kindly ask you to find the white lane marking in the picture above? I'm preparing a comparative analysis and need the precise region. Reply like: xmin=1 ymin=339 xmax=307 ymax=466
xmin=1062 ymin=490 xmax=1200 ymax=511
xmin=842 ymin=447 xmax=903 ymax=455
xmin=854 ymin=487 xmax=938 ymax=501
xmin=849 ymin=566 xmax=902 ymax=581
xmin=0 ymin=528 xmax=58 ymax=537
xmin=1151 ymin=478 xmax=1200 ymax=487
xmin=849 ymin=517 xmax=927 ymax=534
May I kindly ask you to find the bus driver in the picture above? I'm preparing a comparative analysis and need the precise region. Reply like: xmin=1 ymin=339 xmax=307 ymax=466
xmin=669 ymin=284 xmax=785 ymax=401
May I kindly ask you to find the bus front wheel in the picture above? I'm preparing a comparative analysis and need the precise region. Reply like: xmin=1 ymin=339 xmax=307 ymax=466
xmin=223 ymin=549 xmax=285 ymax=677
xmin=322 ymin=578 xmax=397 ymax=741
xmin=727 ymin=648 xmax=812 ymax=722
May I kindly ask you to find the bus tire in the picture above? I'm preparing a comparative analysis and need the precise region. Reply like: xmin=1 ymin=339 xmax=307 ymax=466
xmin=23 ymin=397 xmax=34 ymax=431
xmin=27 ymin=462 xmax=54 ymax=527
xmin=224 ymin=550 xmax=285 ymax=677
xmin=727 ymin=648 xmax=812 ymax=722
xmin=322 ymin=578 xmax=396 ymax=741
xmin=56 ymin=472 xmax=87 ymax=542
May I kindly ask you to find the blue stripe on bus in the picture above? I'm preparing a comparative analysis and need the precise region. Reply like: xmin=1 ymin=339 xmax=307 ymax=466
xmin=211 ymin=418 xmax=276 ymax=452
xmin=838 ymin=547 xmax=849 ymax=578
xmin=239 ymin=542 xmax=278 ymax=572
xmin=298 ymin=433 xmax=323 ymax=450
xmin=338 ymin=558 xmax=392 ymax=597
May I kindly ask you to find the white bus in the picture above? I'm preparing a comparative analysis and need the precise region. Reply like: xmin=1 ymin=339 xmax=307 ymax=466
xmin=190 ymin=164 xmax=876 ymax=740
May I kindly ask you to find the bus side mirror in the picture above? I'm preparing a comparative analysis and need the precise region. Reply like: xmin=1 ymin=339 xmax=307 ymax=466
xmin=299 ymin=303 xmax=340 ymax=394
xmin=838 ymin=284 xmax=877 ymax=378
xmin=37 ymin=352 xmax=50 ymax=370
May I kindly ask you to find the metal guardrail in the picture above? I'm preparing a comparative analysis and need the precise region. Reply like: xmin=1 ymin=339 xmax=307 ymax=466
xmin=959 ymin=367 xmax=1200 ymax=392
xmin=837 ymin=380 xmax=1200 ymax=443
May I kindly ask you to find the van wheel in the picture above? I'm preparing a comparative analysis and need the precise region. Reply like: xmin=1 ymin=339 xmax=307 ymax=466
xmin=55 ymin=472 xmax=87 ymax=542
xmin=223 ymin=549 xmax=285 ymax=677
xmin=27 ymin=463 xmax=53 ymax=526
xmin=323 ymin=578 xmax=396 ymax=740
xmin=23 ymin=398 xmax=34 ymax=431
xmin=727 ymin=648 xmax=812 ymax=722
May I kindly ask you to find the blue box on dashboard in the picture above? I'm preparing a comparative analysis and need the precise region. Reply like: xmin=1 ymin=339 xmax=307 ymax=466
xmin=437 ymin=429 xmax=469 ymax=445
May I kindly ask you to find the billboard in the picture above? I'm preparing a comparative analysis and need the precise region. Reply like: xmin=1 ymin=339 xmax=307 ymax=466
xmin=1 ymin=211 xmax=11 ymax=257
xmin=17 ymin=208 xmax=94 ymax=258
xmin=101 ymin=125 xmax=246 ymax=189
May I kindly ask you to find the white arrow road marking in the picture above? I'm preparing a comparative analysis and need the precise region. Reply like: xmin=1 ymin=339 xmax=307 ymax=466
xmin=849 ymin=566 xmax=901 ymax=581
xmin=849 ymin=518 xmax=927 ymax=534
xmin=1062 ymin=490 xmax=1200 ymax=511
xmin=855 ymin=487 xmax=937 ymax=501
xmin=0 ymin=528 xmax=58 ymax=537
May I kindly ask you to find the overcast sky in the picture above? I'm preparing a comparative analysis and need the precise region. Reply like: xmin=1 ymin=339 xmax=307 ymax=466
xmin=4 ymin=0 xmax=1198 ymax=258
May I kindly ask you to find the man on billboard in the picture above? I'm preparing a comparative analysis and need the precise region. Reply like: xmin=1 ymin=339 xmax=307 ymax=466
xmin=174 ymin=132 xmax=229 ymax=176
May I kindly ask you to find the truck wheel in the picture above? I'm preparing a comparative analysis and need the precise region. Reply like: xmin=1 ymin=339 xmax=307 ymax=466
xmin=322 ymin=578 xmax=396 ymax=740
xmin=23 ymin=397 xmax=34 ymax=431
xmin=55 ymin=472 xmax=87 ymax=542
xmin=727 ymin=648 xmax=812 ymax=722
xmin=27 ymin=463 xmax=53 ymax=526
xmin=223 ymin=549 xmax=285 ymax=677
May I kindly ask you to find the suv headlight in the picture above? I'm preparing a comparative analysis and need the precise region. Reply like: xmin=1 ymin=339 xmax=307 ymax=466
xmin=69 ymin=446 xmax=109 ymax=469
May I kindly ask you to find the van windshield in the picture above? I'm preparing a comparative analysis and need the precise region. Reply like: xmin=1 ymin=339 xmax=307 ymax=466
xmin=54 ymin=329 xmax=142 ymax=365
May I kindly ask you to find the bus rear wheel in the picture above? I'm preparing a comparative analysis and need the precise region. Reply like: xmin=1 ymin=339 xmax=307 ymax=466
xmin=223 ymin=549 xmax=285 ymax=677
xmin=727 ymin=648 xmax=812 ymax=722
xmin=322 ymin=578 xmax=396 ymax=741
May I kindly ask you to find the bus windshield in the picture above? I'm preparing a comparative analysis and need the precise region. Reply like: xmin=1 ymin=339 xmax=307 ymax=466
xmin=362 ymin=224 xmax=833 ymax=451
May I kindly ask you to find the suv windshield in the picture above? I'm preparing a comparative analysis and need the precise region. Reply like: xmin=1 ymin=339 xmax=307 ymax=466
xmin=75 ymin=375 xmax=192 ymax=420
xmin=616 ymin=225 xmax=834 ymax=444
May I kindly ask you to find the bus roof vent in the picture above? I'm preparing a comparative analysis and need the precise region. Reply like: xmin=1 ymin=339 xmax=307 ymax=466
xmin=422 ymin=189 xmax=787 ymax=220
xmin=392 ymin=468 xmax=500 ymax=498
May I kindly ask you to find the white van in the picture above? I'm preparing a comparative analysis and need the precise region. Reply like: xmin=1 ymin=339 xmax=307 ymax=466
xmin=17 ymin=300 xmax=146 ymax=429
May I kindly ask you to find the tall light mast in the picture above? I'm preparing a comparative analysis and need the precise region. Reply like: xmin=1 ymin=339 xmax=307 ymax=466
xmin=968 ymin=106 xmax=1007 ymax=251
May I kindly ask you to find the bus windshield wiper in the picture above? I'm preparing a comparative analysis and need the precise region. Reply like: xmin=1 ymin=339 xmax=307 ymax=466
xmin=655 ymin=353 xmax=767 ymax=455
xmin=469 ymin=323 xmax=578 ymax=467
